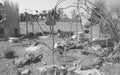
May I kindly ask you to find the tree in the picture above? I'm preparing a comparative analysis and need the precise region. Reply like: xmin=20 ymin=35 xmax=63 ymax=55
xmin=20 ymin=13 xmax=26 ymax=22
xmin=57 ymin=8 xmax=71 ymax=22
xmin=88 ymin=0 xmax=107 ymax=25
xmin=57 ymin=8 xmax=65 ymax=21
xmin=40 ymin=10 xmax=47 ymax=21
xmin=42 ymin=10 xmax=47 ymax=14
xmin=71 ymin=9 xmax=81 ymax=22
xmin=88 ymin=0 xmax=120 ymax=42
xmin=110 ymin=5 xmax=120 ymax=17
xmin=94 ymin=0 xmax=106 ymax=12
xmin=62 ymin=14 xmax=70 ymax=22
xmin=71 ymin=9 xmax=76 ymax=20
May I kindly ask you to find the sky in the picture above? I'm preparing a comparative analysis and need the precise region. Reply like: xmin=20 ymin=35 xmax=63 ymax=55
xmin=9 ymin=0 xmax=119 ymax=11
xmin=1 ymin=0 xmax=120 ymax=16
xmin=9 ymin=0 xmax=74 ymax=13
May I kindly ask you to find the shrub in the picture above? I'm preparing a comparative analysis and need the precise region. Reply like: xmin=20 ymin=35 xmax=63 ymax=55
xmin=3 ymin=47 xmax=16 ymax=59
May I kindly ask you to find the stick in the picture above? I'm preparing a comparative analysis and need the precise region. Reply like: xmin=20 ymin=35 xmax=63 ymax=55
xmin=52 ymin=25 xmax=55 ymax=63
xmin=98 ymin=23 xmax=101 ymax=45
xmin=49 ymin=25 xmax=52 ymax=36
xmin=107 ymin=42 xmax=120 ymax=60
xmin=76 ymin=0 xmax=84 ymax=32
xmin=25 ymin=13 xmax=29 ymax=35
xmin=64 ymin=45 xmax=67 ymax=64
xmin=35 ymin=18 xmax=44 ymax=33
xmin=76 ymin=18 xmax=78 ymax=38
xmin=90 ymin=24 xmax=93 ymax=46
xmin=70 ymin=21 xmax=73 ymax=37
xmin=32 ymin=20 xmax=34 ymax=33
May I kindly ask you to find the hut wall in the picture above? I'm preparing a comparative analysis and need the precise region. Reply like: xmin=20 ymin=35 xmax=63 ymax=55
xmin=3 ymin=0 xmax=20 ymax=36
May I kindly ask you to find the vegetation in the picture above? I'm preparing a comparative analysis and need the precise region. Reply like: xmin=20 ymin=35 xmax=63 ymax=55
xmin=19 ymin=8 xmax=79 ymax=22
xmin=88 ymin=0 xmax=120 ymax=42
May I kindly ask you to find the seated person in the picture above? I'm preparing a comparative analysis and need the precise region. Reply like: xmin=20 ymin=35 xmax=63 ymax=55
xmin=14 ymin=29 xmax=20 ymax=37
xmin=57 ymin=29 xmax=63 ymax=36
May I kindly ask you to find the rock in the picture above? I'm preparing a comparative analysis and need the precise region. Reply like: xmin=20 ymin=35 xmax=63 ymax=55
xmin=72 ymin=35 xmax=77 ymax=39
xmin=9 ymin=37 xmax=19 ymax=43
xmin=74 ymin=68 xmax=103 ymax=75
xmin=13 ymin=57 xmax=28 ymax=67
xmin=25 ymin=46 xmax=43 ymax=52
xmin=37 ymin=64 xmax=60 ymax=72
xmin=21 ymin=69 xmax=31 ymax=75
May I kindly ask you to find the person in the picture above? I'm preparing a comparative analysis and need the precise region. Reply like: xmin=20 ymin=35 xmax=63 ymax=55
xmin=14 ymin=28 xmax=20 ymax=37
xmin=57 ymin=29 xmax=63 ymax=37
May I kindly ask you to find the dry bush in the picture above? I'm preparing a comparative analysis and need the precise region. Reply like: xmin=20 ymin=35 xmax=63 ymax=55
xmin=3 ymin=47 xmax=16 ymax=59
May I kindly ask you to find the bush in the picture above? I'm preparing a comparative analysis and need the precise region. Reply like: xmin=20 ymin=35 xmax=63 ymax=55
xmin=35 ymin=32 xmax=43 ymax=36
xmin=84 ymin=30 xmax=90 ymax=34
xmin=3 ymin=47 xmax=16 ymax=59
xmin=27 ymin=32 xmax=34 ymax=38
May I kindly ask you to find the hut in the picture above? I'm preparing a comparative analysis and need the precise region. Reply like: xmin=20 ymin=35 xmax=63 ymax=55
xmin=0 ymin=0 xmax=20 ymax=38
xmin=0 ymin=2 xmax=5 ymax=38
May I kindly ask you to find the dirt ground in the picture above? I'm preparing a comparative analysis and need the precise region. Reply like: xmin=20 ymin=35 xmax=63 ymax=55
xmin=0 ymin=36 xmax=120 ymax=75
xmin=0 ymin=36 xmax=64 ymax=75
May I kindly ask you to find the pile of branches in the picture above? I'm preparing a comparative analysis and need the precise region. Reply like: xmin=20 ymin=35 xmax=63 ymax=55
xmin=87 ymin=0 xmax=120 ymax=43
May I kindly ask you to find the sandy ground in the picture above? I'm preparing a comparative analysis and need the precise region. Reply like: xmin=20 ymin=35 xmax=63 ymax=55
xmin=0 ymin=36 xmax=120 ymax=75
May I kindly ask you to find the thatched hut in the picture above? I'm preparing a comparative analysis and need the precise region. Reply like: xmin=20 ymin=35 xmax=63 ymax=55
xmin=0 ymin=0 xmax=20 ymax=37
xmin=0 ymin=2 xmax=5 ymax=38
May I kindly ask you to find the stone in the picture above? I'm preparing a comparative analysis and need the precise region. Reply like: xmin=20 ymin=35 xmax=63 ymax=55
xmin=21 ymin=69 xmax=31 ymax=75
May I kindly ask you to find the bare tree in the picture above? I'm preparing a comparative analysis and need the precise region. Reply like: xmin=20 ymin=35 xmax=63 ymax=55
xmin=42 ymin=10 xmax=47 ymax=14
xmin=57 ymin=8 xmax=64 ymax=18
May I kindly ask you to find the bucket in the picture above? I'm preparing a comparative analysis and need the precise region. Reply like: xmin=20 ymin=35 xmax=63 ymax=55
xmin=78 ymin=32 xmax=85 ymax=40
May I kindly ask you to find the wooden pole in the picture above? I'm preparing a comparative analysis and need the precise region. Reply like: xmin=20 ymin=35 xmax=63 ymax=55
xmin=76 ymin=0 xmax=84 ymax=32
xmin=79 ymin=17 xmax=84 ymax=32
xmin=70 ymin=21 xmax=73 ymax=37
xmin=49 ymin=25 xmax=52 ymax=36
xmin=90 ymin=24 xmax=93 ymax=46
xmin=32 ymin=20 xmax=34 ymax=33
xmin=76 ymin=19 xmax=78 ymax=35
xmin=98 ymin=23 xmax=101 ymax=45
xmin=76 ymin=18 xmax=78 ymax=39
xmin=35 ymin=18 xmax=44 ymax=33
xmin=52 ymin=25 xmax=55 ymax=63
xmin=26 ymin=14 xmax=29 ymax=35
xmin=64 ymin=44 xmax=67 ymax=64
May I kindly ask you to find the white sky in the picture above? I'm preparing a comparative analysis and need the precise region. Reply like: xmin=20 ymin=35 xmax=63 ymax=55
xmin=1 ymin=0 xmax=119 ymax=25
xmin=3 ymin=0 xmax=120 ymax=16
xmin=8 ymin=0 xmax=78 ymax=18
xmin=9 ymin=0 xmax=74 ymax=13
